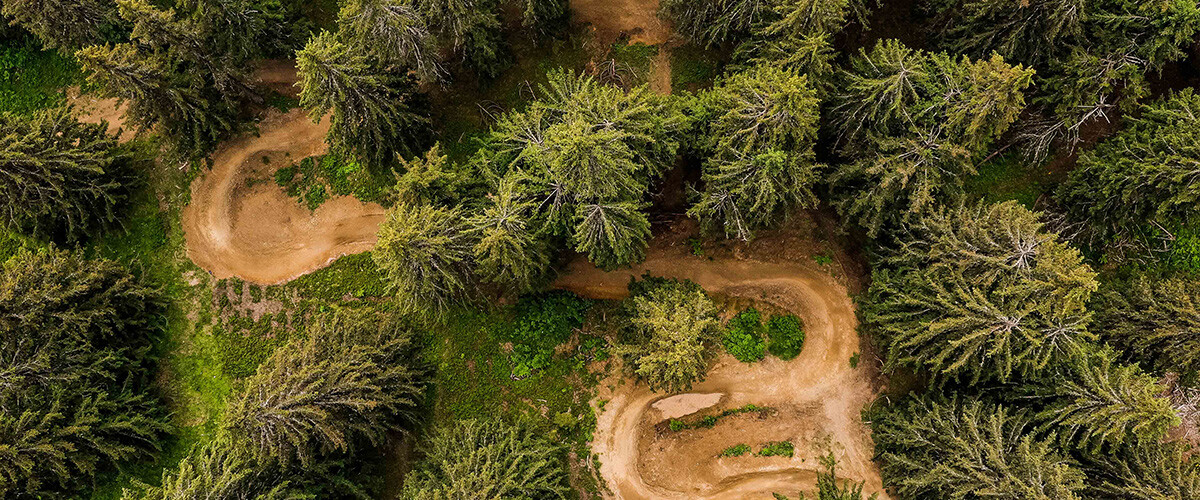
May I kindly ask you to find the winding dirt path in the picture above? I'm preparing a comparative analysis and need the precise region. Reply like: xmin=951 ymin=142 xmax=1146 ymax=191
xmin=555 ymin=248 xmax=887 ymax=499
xmin=181 ymin=108 xmax=386 ymax=284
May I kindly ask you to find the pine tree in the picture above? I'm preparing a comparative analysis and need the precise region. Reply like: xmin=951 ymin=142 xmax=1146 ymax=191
xmin=1033 ymin=347 xmax=1178 ymax=451
xmin=1093 ymin=275 xmax=1200 ymax=377
xmin=75 ymin=43 xmax=235 ymax=160
xmin=224 ymin=310 xmax=426 ymax=467
xmin=0 ymin=107 xmax=123 ymax=241
xmin=1 ymin=0 xmax=117 ymax=51
xmin=401 ymin=418 xmax=569 ymax=499
xmin=829 ymin=40 xmax=1033 ymax=236
xmin=863 ymin=202 xmax=1097 ymax=382
xmin=0 ymin=389 xmax=169 ymax=497
xmin=374 ymin=202 xmax=479 ymax=318
xmin=658 ymin=0 xmax=775 ymax=47
xmin=297 ymin=31 xmax=430 ymax=170
xmin=1057 ymin=89 xmax=1200 ymax=257
xmin=614 ymin=279 xmax=722 ymax=392
xmin=393 ymin=144 xmax=471 ymax=206
xmin=1086 ymin=439 xmax=1200 ymax=499
xmin=518 ymin=0 xmax=568 ymax=34
xmin=124 ymin=438 xmax=305 ymax=500
xmin=471 ymin=177 xmax=551 ymax=293
xmin=689 ymin=65 xmax=821 ymax=240
xmin=336 ymin=0 xmax=443 ymax=82
xmin=572 ymin=201 xmax=651 ymax=271
xmin=872 ymin=396 xmax=1085 ymax=499
xmin=414 ymin=0 xmax=506 ymax=77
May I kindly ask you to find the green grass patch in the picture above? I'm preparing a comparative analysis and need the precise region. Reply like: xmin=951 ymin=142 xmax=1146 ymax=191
xmin=288 ymin=252 xmax=388 ymax=300
xmin=766 ymin=315 xmax=805 ymax=360
xmin=965 ymin=152 xmax=1053 ymax=208
xmin=724 ymin=308 xmax=767 ymax=363
xmin=275 ymin=153 xmax=392 ymax=210
xmin=0 ymin=41 xmax=82 ymax=114
xmin=212 ymin=315 xmax=294 ymax=378
xmin=668 ymin=404 xmax=769 ymax=431
xmin=757 ymin=441 xmax=794 ymax=457
xmin=720 ymin=443 xmax=751 ymax=457
xmin=504 ymin=291 xmax=593 ymax=378
xmin=670 ymin=43 xmax=723 ymax=93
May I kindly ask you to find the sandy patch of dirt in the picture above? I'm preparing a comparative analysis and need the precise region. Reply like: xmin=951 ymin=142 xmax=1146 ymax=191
xmin=556 ymin=232 xmax=887 ymax=499
xmin=181 ymin=108 xmax=386 ymax=284
xmin=651 ymin=393 xmax=724 ymax=420
xmin=570 ymin=0 xmax=668 ymax=45
xmin=66 ymin=87 xmax=132 ymax=141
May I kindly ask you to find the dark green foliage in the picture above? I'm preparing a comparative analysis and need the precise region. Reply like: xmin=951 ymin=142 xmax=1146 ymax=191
xmin=757 ymin=441 xmax=794 ymax=457
xmin=659 ymin=0 xmax=774 ymax=47
xmin=721 ymin=444 xmax=751 ymax=456
xmin=374 ymin=202 xmax=479 ymax=318
xmin=0 ymin=42 xmax=82 ymax=114
xmin=401 ymin=418 xmax=569 ymax=499
xmin=478 ymin=70 xmax=685 ymax=270
xmin=863 ymin=202 xmax=1097 ymax=383
xmin=0 ymin=248 xmax=168 ymax=497
xmin=336 ymin=0 xmax=443 ymax=82
xmin=1093 ymin=274 xmax=1200 ymax=377
xmin=1032 ymin=347 xmax=1178 ymax=452
xmin=123 ymin=439 xmax=308 ymax=500
xmin=766 ymin=314 xmax=804 ymax=360
xmin=688 ymin=64 xmax=821 ymax=240
xmin=518 ymin=0 xmax=569 ymax=35
xmin=2 ymin=0 xmax=118 ymax=51
xmin=614 ymin=276 xmax=722 ymax=392
xmin=0 ymin=106 xmax=123 ymax=241
xmin=297 ymin=31 xmax=430 ymax=170
xmin=724 ymin=308 xmax=767 ymax=363
xmin=1085 ymin=439 xmax=1200 ymax=499
xmin=872 ymin=396 xmax=1085 ymax=499
xmin=224 ymin=310 xmax=426 ymax=467
xmin=415 ymin=0 xmax=507 ymax=78
xmin=934 ymin=0 xmax=1200 ymax=154
xmin=504 ymin=291 xmax=590 ymax=378
xmin=75 ymin=0 xmax=285 ymax=160
xmin=830 ymin=40 xmax=1033 ymax=236
xmin=1058 ymin=90 xmax=1200 ymax=259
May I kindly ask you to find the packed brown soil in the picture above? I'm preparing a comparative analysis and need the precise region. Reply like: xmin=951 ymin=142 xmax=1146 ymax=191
xmin=66 ymin=87 xmax=132 ymax=141
xmin=181 ymin=108 xmax=385 ymax=284
xmin=570 ymin=0 xmax=668 ymax=45
xmin=555 ymin=227 xmax=888 ymax=499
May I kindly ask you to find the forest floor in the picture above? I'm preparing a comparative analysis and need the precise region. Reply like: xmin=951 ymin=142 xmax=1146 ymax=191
xmin=555 ymin=218 xmax=888 ymax=499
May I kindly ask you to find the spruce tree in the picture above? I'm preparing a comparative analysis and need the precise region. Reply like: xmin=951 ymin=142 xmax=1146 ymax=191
xmin=374 ymin=202 xmax=479 ymax=318
xmin=414 ymin=0 xmax=506 ymax=77
xmin=1086 ymin=439 xmax=1200 ymax=499
xmin=124 ymin=438 xmax=305 ymax=500
xmin=614 ymin=278 xmax=722 ymax=392
xmin=1 ymin=0 xmax=116 ymax=51
xmin=1057 ymin=89 xmax=1200 ymax=256
xmin=872 ymin=396 xmax=1085 ymax=499
xmin=224 ymin=310 xmax=426 ymax=467
xmin=0 ymin=107 xmax=123 ymax=241
xmin=336 ymin=0 xmax=443 ymax=82
xmin=470 ymin=177 xmax=551 ymax=293
xmin=689 ymin=65 xmax=821 ymax=240
xmin=658 ymin=0 xmax=774 ymax=47
xmin=297 ymin=31 xmax=430 ymax=170
xmin=829 ymin=40 xmax=1033 ymax=236
xmin=573 ymin=201 xmax=651 ymax=271
xmin=1093 ymin=275 xmax=1200 ymax=377
xmin=863 ymin=202 xmax=1097 ymax=382
xmin=401 ymin=418 xmax=569 ymax=499
xmin=1033 ymin=347 xmax=1178 ymax=451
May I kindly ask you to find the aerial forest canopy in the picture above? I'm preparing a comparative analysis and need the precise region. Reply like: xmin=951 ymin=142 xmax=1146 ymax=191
xmin=4 ymin=0 xmax=1200 ymax=498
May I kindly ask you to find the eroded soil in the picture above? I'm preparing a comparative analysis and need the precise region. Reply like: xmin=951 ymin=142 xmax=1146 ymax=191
xmin=555 ymin=237 xmax=888 ymax=499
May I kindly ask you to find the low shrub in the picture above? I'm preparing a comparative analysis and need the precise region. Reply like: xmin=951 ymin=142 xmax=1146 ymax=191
xmin=757 ymin=441 xmax=794 ymax=457
xmin=767 ymin=314 xmax=805 ymax=360
xmin=724 ymin=308 xmax=766 ymax=362
xmin=721 ymin=444 xmax=750 ymax=457
xmin=505 ymin=291 xmax=591 ymax=378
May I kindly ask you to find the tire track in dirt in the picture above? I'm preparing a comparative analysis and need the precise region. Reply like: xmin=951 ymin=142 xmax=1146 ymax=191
xmin=181 ymin=108 xmax=386 ymax=284
xmin=555 ymin=252 xmax=888 ymax=499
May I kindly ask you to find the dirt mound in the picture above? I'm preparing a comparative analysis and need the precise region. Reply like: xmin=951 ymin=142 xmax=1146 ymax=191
xmin=181 ymin=108 xmax=386 ymax=284
xmin=556 ymin=244 xmax=888 ymax=499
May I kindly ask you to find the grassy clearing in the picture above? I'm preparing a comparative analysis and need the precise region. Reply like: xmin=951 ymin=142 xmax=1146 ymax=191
xmin=0 ymin=39 xmax=82 ymax=114
xmin=964 ymin=152 xmax=1056 ymax=208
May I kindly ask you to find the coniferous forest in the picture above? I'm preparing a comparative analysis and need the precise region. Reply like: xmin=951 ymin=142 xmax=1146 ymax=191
xmin=2 ymin=0 xmax=1200 ymax=498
